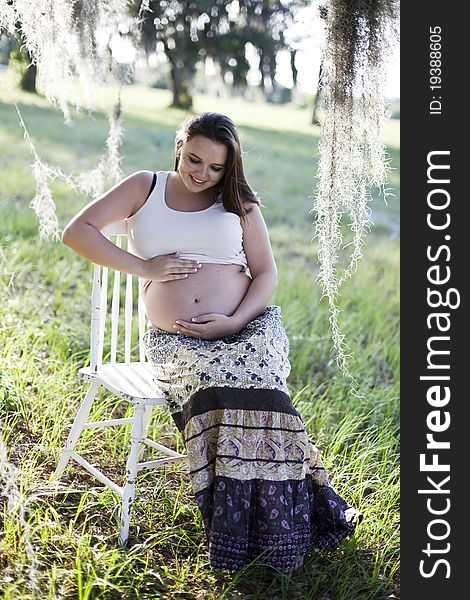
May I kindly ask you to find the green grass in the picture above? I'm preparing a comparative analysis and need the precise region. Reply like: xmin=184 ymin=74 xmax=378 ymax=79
xmin=0 ymin=75 xmax=399 ymax=599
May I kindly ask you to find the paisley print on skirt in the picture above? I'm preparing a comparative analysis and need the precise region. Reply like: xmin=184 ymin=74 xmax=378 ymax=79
xmin=143 ymin=305 xmax=362 ymax=573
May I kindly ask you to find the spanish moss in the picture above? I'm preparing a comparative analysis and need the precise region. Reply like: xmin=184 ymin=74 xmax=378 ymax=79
xmin=1 ymin=0 xmax=137 ymax=120
xmin=16 ymin=98 xmax=124 ymax=241
xmin=311 ymin=0 xmax=399 ymax=395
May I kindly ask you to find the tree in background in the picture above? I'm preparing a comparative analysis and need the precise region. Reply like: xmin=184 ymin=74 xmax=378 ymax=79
xmin=0 ymin=13 xmax=37 ymax=93
xmin=239 ymin=0 xmax=308 ymax=100
xmin=311 ymin=59 xmax=323 ymax=124
xmin=134 ymin=1 xmax=250 ymax=109
xmin=9 ymin=45 xmax=37 ymax=92
xmin=131 ymin=0 xmax=201 ymax=109
xmin=133 ymin=0 xmax=309 ymax=108
xmin=3 ymin=0 xmax=110 ymax=95
xmin=201 ymin=8 xmax=251 ymax=95
xmin=2 ymin=0 xmax=309 ymax=107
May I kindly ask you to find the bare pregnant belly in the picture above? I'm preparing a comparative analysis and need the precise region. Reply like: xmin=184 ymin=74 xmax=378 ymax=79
xmin=143 ymin=263 xmax=252 ymax=333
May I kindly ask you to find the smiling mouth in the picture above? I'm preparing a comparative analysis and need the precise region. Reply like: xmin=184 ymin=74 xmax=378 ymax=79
xmin=190 ymin=175 xmax=206 ymax=184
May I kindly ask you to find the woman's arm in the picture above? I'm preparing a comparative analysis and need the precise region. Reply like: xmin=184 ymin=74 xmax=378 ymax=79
xmin=62 ymin=170 xmax=153 ymax=276
xmin=229 ymin=203 xmax=278 ymax=329
xmin=62 ymin=170 xmax=200 ymax=281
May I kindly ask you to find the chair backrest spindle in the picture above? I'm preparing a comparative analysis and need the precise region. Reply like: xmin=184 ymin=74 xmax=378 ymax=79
xmin=124 ymin=271 xmax=133 ymax=364
xmin=138 ymin=292 xmax=146 ymax=362
xmin=110 ymin=238 xmax=122 ymax=364
xmin=88 ymin=222 xmax=149 ymax=370
xmin=98 ymin=267 xmax=108 ymax=368
xmin=90 ymin=265 xmax=102 ymax=373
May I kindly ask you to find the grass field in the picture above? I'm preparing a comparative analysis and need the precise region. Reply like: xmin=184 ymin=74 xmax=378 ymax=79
xmin=0 ymin=75 xmax=399 ymax=599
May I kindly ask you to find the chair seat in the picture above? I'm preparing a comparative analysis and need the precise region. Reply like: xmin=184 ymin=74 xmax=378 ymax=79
xmin=80 ymin=362 xmax=166 ymax=404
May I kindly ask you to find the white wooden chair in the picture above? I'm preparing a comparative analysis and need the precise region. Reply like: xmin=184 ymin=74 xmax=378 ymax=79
xmin=54 ymin=221 xmax=188 ymax=546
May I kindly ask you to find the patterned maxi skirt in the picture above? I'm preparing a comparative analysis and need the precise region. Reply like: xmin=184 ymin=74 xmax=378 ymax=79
xmin=143 ymin=305 xmax=362 ymax=573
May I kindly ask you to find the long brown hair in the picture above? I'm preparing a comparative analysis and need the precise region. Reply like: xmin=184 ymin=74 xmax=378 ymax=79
xmin=173 ymin=112 xmax=261 ymax=223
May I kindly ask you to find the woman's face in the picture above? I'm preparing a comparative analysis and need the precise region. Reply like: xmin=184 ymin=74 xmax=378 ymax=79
xmin=178 ymin=135 xmax=228 ymax=193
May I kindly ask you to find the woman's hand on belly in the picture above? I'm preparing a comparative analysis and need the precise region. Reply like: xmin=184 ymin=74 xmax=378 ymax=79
xmin=173 ymin=313 xmax=239 ymax=339
xmin=141 ymin=252 xmax=202 ymax=282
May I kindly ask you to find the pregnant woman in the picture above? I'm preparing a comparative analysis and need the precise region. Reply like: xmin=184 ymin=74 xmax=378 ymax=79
xmin=62 ymin=112 xmax=362 ymax=573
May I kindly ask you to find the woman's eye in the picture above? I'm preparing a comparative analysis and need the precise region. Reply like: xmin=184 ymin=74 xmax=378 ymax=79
xmin=189 ymin=157 xmax=222 ymax=172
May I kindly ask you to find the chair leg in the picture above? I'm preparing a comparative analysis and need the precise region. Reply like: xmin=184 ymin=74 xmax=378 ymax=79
xmin=54 ymin=380 xmax=100 ymax=480
xmin=119 ymin=403 xmax=145 ymax=546
xmin=138 ymin=404 xmax=153 ymax=460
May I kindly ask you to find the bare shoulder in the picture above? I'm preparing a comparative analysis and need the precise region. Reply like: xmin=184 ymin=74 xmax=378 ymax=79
xmin=241 ymin=199 xmax=262 ymax=214
xmin=241 ymin=200 xmax=265 ymax=227
xmin=63 ymin=169 xmax=156 ymax=234
xmin=127 ymin=169 xmax=155 ymax=197
xmin=131 ymin=169 xmax=155 ymax=188
xmin=127 ymin=170 xmax=155 ymax=215
xmin=240 ymin=200 xmax=270 ymax=243
xmin=98 ymin=169 xmax=155 ymax=206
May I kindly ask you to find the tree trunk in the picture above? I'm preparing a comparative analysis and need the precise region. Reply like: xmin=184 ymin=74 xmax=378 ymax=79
xmin=311 ymin=61 xmax=324 ymax=125
xmin=168 ymin=59 xmax=193 ymax=110
xmin=258 ymin=49 xmax=266 ymax=93
xmin=11 ymin=45 xmax=38 ymax=94
xmin=290 ymin=49 xmax=298 ymax=88
xmin=20 ymin=62 xmax=37 ymax=93
xmin=269 ymin=52 xmax=277 ymax=93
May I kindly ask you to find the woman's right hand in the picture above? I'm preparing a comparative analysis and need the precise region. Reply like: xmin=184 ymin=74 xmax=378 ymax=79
xmin=140 ymin=252 xmax=202 ymax=282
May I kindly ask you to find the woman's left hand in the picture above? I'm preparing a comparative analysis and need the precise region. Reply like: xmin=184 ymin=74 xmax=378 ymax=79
xmin=173 ymin=313 xmax=239 ymax=339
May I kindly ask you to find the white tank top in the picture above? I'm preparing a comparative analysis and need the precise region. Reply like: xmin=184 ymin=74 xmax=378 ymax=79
xmin=126 ymin=171 xmax=248 ymax=275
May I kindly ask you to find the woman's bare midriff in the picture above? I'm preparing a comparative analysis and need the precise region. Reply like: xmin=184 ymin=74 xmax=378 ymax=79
xmin=143 ymin=263 xmax=252 ymax=333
